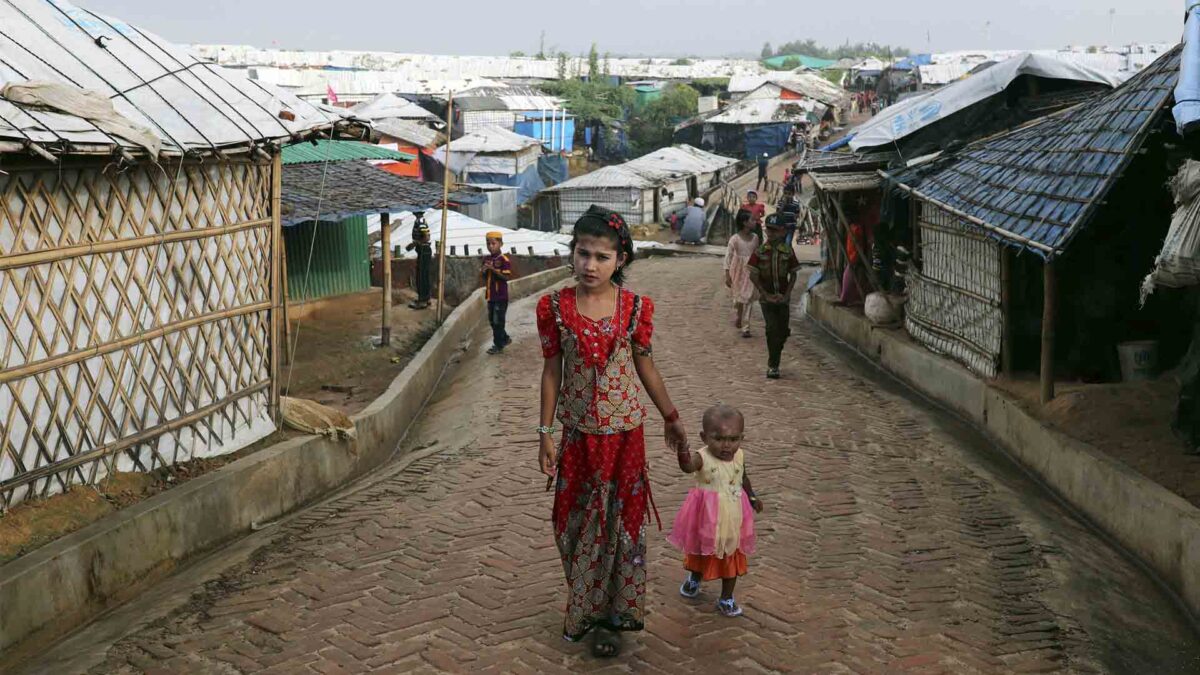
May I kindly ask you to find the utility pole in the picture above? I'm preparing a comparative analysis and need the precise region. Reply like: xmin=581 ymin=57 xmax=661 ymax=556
xmin=985 ymin=20 xmax=992 ymax=47
xmin=1109 ymin=8 xmax=1116 ymax=47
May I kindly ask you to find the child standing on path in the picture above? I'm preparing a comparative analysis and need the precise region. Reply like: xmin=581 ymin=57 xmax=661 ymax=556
xmin=724 ymin=209 xmax=759 ymax=338
xmin=482 ymin=231 xmax=513 ymax=354
xmin=670 ymin=404 xmax=763 ymax=617
xmin=536 ymin=205 xmax=689 ymax=658
xmin=749 ymin=214 xmax=801 ymax=379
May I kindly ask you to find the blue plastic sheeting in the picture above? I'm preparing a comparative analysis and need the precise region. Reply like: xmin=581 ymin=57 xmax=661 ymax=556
xmin=744 ymin=123 xmax=792 ymax=160
xmin=469 ymin=164 xmax=546 ymax=204
xmin=537 ymin=154 xmax=569 ymax=187
xmin=820 ymin=135 xmax=854 ymax=152
xmin=1174 ymin=1 xmax=1200 ymax=136
xmin=515 ymin=115 xmax=576 ymax=152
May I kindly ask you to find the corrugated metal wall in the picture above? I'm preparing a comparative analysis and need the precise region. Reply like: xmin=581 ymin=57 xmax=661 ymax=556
xmin=284 ymin=216 xmax=372 ymax=301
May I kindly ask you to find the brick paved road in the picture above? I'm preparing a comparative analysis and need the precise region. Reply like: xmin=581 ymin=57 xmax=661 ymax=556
xmin=47 ymin=258 xmax=1200 ymax=673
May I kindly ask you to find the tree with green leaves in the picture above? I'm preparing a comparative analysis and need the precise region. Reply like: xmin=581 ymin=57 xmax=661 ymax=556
xmin=588 ymin=43 xmax=600 ymax=80
xmin=556 ymin=52 xmax=569 ymax=79
xmin=628 ymin=83 xmax=699 ymax=156
xmin=762 ymin=42 xmax=773 ymax=59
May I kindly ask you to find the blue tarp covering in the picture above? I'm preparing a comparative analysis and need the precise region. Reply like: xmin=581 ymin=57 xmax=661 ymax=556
xmin=820 ymin=135 xmax=854 ymax=152
xmin=743 ymin=123 xmax=792 ymax=160
xmin=514 ymin=114 xmax=576 ymax=152
xmin=1174 ymin=1 xmax=1200 ymax=136
xmin=537 ymin=154 xmax=569 ymax=187
xmin=892 ymin=54 xmax=933 ymax=71
xmin=469 ymin=164 xmax=545 ymax=205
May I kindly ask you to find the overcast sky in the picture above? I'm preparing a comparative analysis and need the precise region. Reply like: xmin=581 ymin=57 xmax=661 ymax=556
xmin=87 ymin=0 xmax=1184 ymax=57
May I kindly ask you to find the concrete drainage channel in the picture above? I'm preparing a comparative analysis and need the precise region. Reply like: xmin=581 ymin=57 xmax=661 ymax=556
xmin=803 ymin=287 xmax=1200 ymax=625
xmin=0 ymin=266 xmax=571 ymax=668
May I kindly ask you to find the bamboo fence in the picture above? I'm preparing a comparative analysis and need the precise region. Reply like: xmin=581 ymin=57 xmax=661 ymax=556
xmin=0 ymin=158 xmax=279 ymax=509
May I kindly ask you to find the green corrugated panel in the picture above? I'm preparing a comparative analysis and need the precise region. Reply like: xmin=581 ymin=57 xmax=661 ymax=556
xmin=282 ymin=139 xmax=416 ymax=165
xmin=284 ymin=215 xmax=372 ymax=301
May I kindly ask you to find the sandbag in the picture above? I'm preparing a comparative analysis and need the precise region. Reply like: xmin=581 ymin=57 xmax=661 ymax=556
xmin=281 ymin=396 xmax=357 ymax=441
xmin=865 ymin=292 xmax=905 ymax=326
xmin=1142 ymin=160 xmax=1200 ymax=304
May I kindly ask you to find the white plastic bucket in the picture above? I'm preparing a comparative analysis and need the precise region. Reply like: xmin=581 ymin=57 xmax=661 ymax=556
xmin=1117 ymin=340 xmax=1159 ymax=382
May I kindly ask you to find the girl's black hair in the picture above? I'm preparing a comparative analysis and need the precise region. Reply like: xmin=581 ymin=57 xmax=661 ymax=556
xmin=735 ymin=208 xmax=752 ymax=227
xmin=570 ymin=205 xmax=636 ymax=285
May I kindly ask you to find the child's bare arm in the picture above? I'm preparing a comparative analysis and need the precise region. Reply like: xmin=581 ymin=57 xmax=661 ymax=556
xmin=743 ymin=470 xmax=764 ymax=512
xmin=677 ymin=448 xmax=703 ymax=473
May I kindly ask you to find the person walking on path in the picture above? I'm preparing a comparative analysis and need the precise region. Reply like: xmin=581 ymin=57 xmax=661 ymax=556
xmin=755 ymin=152 xmax=770 ymax=191
xmin=748 ymin=214 xmax=801 ymax=379
xmin=670 ymin=404 xmax=763 ymax=618
xmin=742 ymin=190 xmax=766 ymax=242
xmin=679 ymin=197 xmax=706 ymax=244
xmin=537 ymin=205 xmax=689 ymax=658
xmin=724 ymin=209 xmax=759 ymax=338
xmin=406 ymin=211 xmax=433 ymax=309
xmin=482 ymin=231 xmax=513 ymax=354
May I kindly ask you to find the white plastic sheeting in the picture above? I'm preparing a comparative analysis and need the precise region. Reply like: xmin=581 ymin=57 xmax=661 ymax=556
xmin=546 ymin=145 xmax=738 ymax=191
xmin=1142 ymin=160 xmax=1200 ymax=303
xmin=441 ymin=126 xmax=543 ymax=153
xmin=0 ymin=0 xmax=340 ymax=156
xmin=850 ymin=53 xmax=1123 ymax=151
xmin=350 ymin=93 xmax=440 ymax=123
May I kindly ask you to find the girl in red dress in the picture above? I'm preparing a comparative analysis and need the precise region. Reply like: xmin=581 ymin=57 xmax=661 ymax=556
xmin=537 ymin=205 xmax=689 ymax=658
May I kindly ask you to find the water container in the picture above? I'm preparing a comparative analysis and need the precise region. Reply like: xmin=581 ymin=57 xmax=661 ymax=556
xmin=1117 ymin=340 xmax=1159 ymax=382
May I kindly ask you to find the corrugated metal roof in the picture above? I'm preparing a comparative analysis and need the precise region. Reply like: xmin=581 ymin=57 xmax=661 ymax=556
xmin=442 ymin=126 xmax=542 ymax=153
xmin=546 ymin=145 xmax=738 ymax=191
xmin=894 ymin=45 xmax=1181 ymax=258
xmin=282 ymin=139 xmax=414 ymax=164
xmin=0 ymin=0 xmax=340 ymax=157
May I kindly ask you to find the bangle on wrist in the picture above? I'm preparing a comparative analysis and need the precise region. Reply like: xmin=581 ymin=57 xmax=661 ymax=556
xmin=664 ymin=408 xmax=680 ymax=423
xmin=537 ymin=425 xmax=554 ymax=435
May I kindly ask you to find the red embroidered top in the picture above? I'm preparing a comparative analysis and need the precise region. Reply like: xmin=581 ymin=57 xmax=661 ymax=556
xmin=537 ymin=287 xmax=655 ymax=435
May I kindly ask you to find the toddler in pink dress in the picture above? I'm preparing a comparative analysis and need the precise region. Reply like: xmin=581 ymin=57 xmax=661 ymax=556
xmin=669 ymin=404 xmax=764 ymax=617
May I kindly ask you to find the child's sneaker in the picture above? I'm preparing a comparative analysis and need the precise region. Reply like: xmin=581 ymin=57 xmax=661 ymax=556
xmin=716 ymin=597 xmax=743 ymax=617
xmin=487 ymin=345 xmax=504 ymax=355
xmin=766 ymin=367 xmax=780 ymax=379
xmin=679 ymin=576 xmax=701 ymax=598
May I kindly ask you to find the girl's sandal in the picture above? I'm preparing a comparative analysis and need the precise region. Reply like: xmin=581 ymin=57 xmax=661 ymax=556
xmin=717 ymin=597 xmax=744 ymax=618
xmin=591 ymin=627 xmax=621 ymax=658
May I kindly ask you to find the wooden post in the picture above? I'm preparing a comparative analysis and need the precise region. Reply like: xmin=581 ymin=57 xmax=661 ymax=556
xmin=380 ymin=212 xmax=392 ymax=346
xmin=436 ymin=92 xmax=454 ymax=323
xmin=281 ymin=233 xmax=291 ymax=366
xmin=1000 ymin=247 xmax=1013 ymax=377
xmin=269 ymin=153 xmax=283 ymax=415
xmin=1040 ymin=261 xmax=1056 ymax=404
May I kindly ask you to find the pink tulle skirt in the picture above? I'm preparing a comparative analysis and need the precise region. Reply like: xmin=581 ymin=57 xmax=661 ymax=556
xmin=667 ymin=488 xmax=756 ymax=557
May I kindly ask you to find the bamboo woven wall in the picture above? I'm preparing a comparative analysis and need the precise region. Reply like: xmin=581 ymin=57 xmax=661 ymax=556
xmin=0 ymin=159 xmax=279 ymax=509
xmin=905 ymin=200 xmax=1003 ymax=378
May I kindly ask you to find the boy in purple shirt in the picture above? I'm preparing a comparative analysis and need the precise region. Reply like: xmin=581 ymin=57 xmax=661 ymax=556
xmin=483 ymin=231 xmax=514 ymax=354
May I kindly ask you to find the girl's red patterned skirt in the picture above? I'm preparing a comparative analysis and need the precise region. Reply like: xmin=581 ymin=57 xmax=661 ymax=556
xmin=552 ymin=425 xmax=654 ymax=641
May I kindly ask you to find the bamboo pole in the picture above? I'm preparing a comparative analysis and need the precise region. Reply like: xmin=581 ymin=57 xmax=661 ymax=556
xmin=380 ymin=212 xmax=392 ymax=345
xmin=437 ymin=92 xmax=454 ymax=323
xmin=0 ymin=217 xmax=272 ymax=271
xmin=1001 ymin=247 xmax=1013 ymax=377
xmin=1040 ymin=261 xmax=1057 ymax=404
xmin=281 ymin=233 xmax=291 ymax=366
xmin=270 ymin=153 xmax=283 ymax=416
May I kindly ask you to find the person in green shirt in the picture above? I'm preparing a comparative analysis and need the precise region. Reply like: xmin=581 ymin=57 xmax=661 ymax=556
xmin=747 ymin=215 xmax=801 ymax=379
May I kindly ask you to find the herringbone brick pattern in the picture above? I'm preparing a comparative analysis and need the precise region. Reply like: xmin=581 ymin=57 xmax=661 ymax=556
xmin=84 ymin=258 xmax=1198 ymax=674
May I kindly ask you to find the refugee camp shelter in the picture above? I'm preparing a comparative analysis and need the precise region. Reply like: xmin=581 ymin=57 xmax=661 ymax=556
xmin=887 ymin=46 xmax=1185 ymax=401
xmin=0 ymin=0 xmax=346 ymax=507
xmin=349 ymin=92 xmax=442 ymax=127
xmin=675 ymin=78 xmax=849 ymax=158
xmin=280 ymin=141 xmax=419 ymax=301
xmin=435 ymin=126 xmax=545 ymax=203
xmin=849 ymin=53 xmax=1121 ymax=157
xmin=539 ymin=145 xmax=739 ymax=228
xmin=372 ymin=119 xmax=444 ymax=179
xmin=451 ymin=86 xmax=563 ymax=135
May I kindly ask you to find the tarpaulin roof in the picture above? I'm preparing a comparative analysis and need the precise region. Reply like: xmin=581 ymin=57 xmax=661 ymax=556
xmin=850 ymin=52 xmax=1123 ymax=151
xmin=891 ymin=45 xmax=1180 ymax=259
xmin=0 ymin=0 xmax=343 ymax=158
xmin=281 ymin=161 xmax=481 ymax=226
xmin=762 ymin=54 xmax=837 ymax=70
xmin=440 ymin=126 xmax=542 ymax=153
xmin=545 ymin=144 xmax=738 ymax=191
xmin=797 ymin=149 xmax=897 ymax=173
xmin=810 ymin=171 xmax=882 ymax=192
xmin=372 ymin=118 xmax=443 ymax=148
xmin=349 ymin=93 xmax=440 ymax=122
xmin=282 ymin=139 xmax=414 ymax=165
